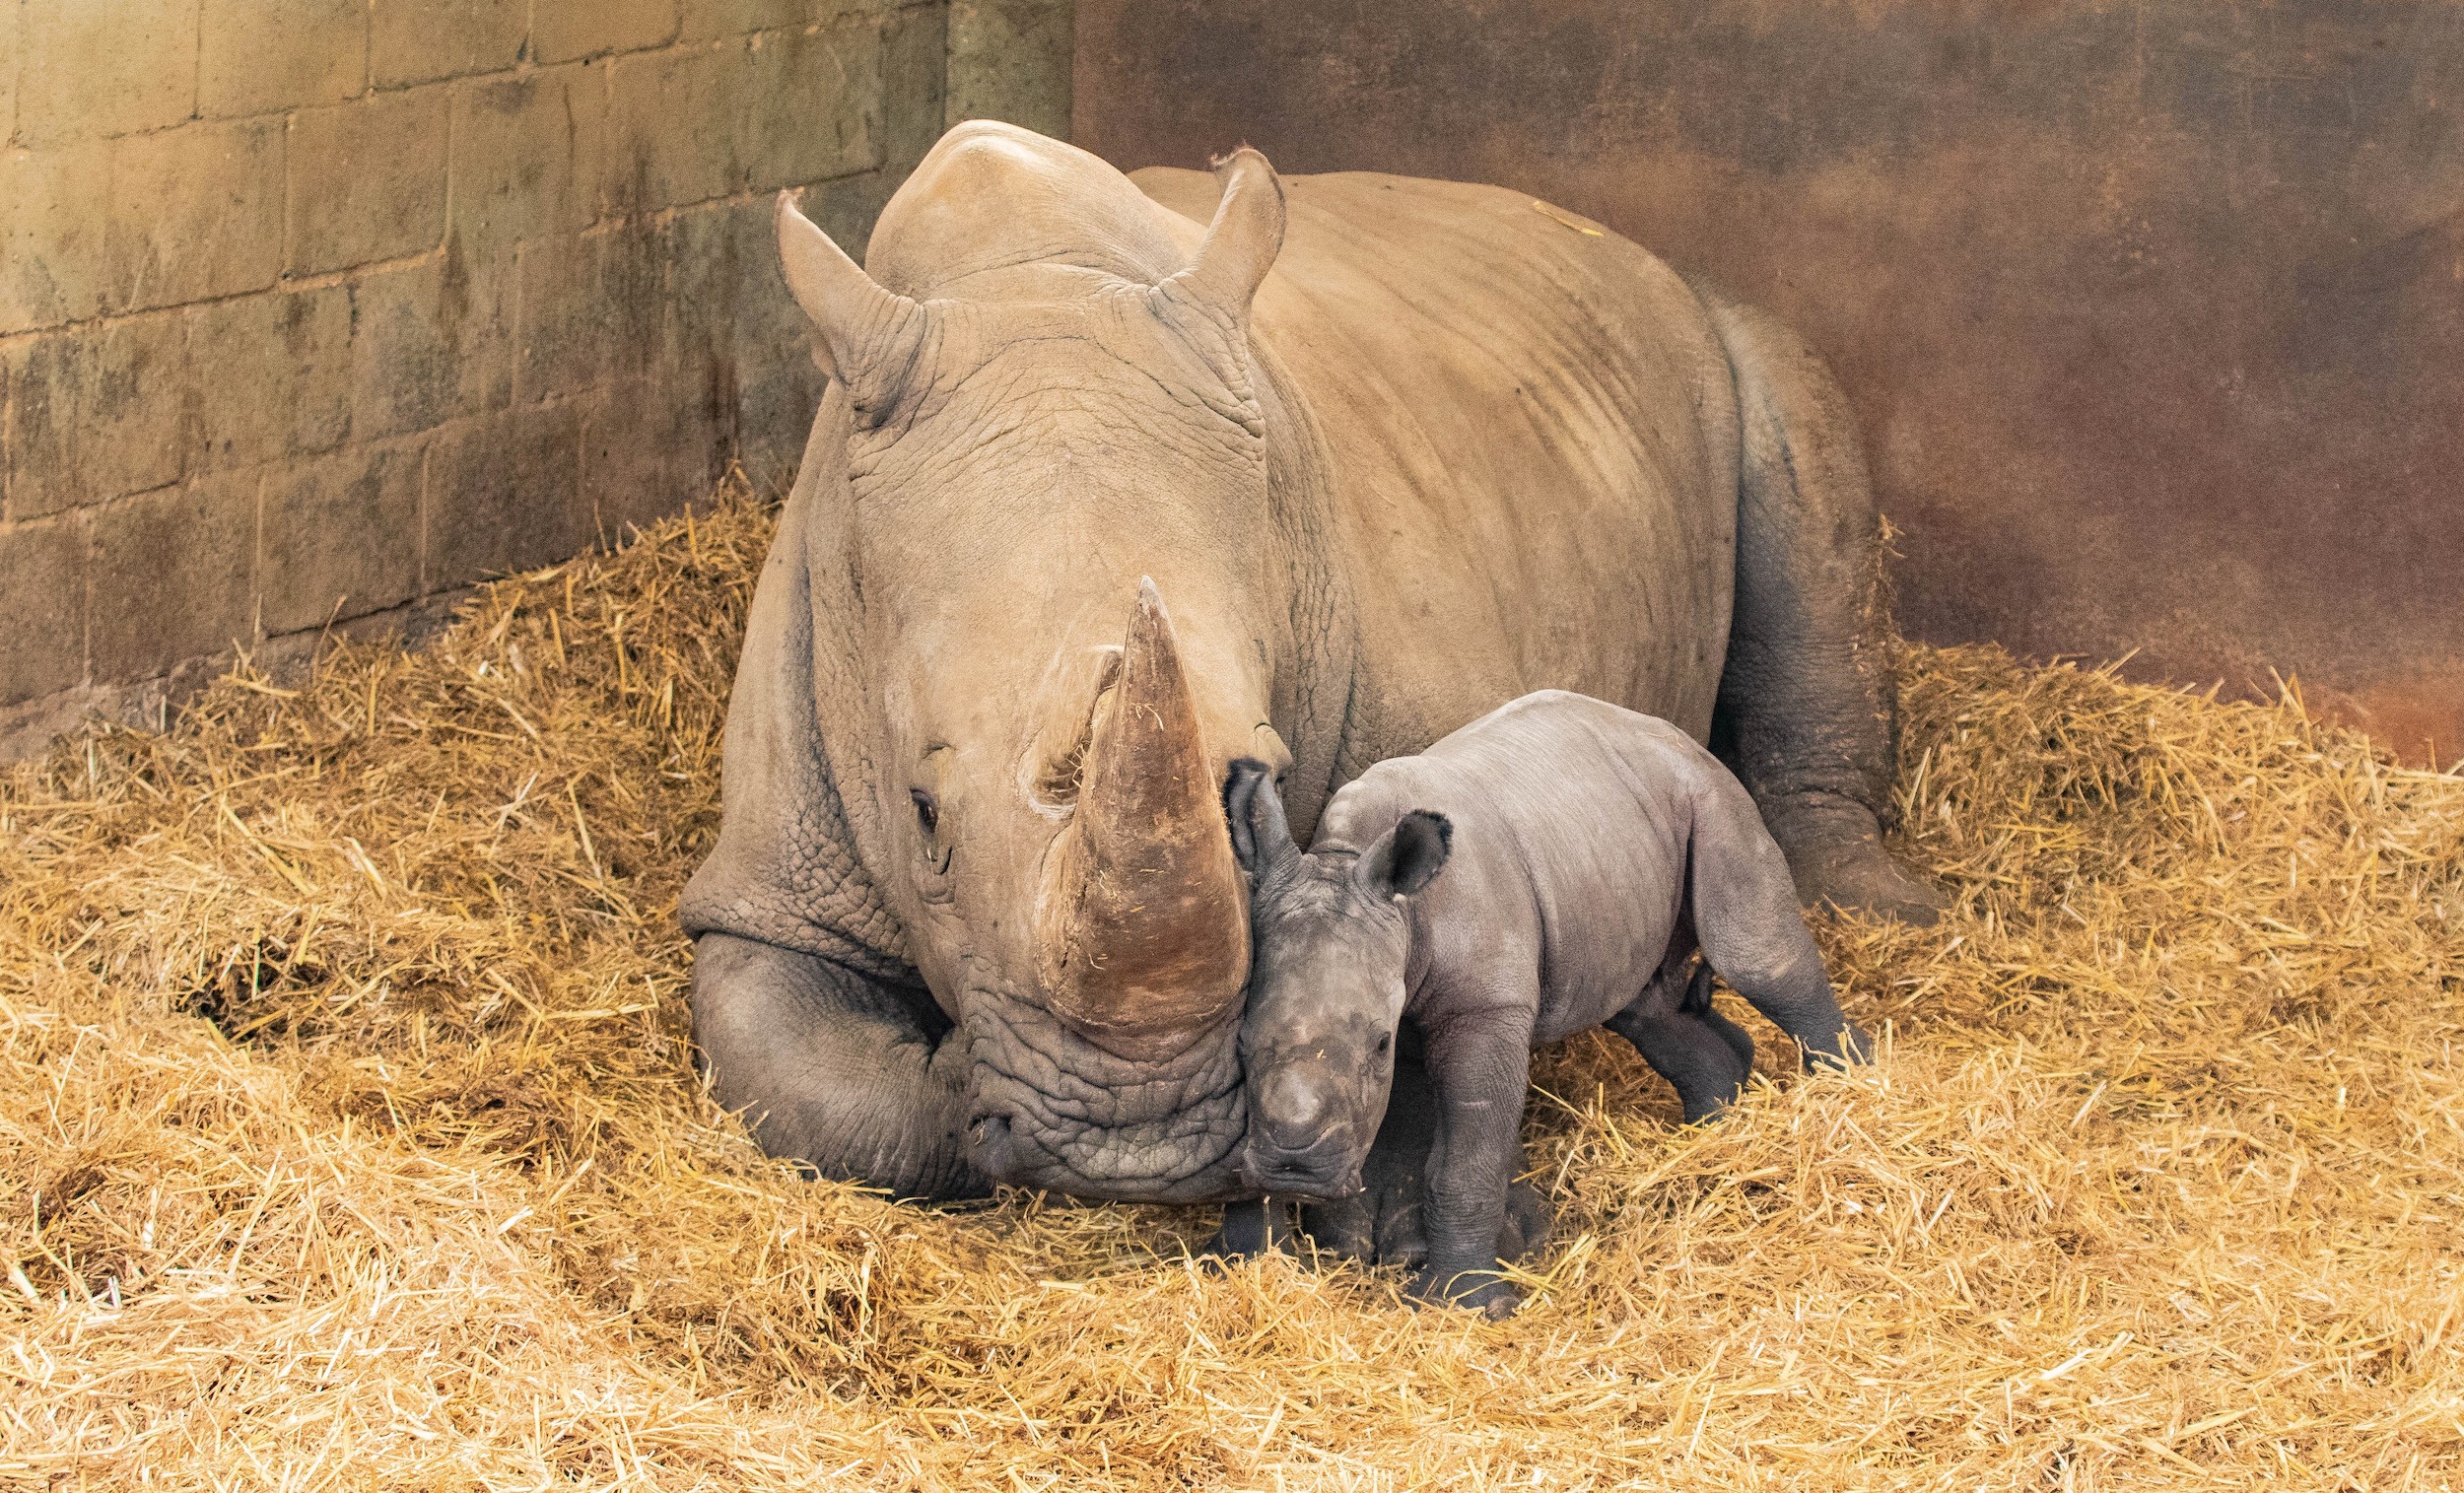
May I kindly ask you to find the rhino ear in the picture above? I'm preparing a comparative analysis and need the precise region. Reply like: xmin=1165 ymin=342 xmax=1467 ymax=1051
xmin=1224 ymin=757 xmax=1296 ymax=880
xmin=1157 ymin=147 xmax=1285 ymax=328
xmin=776 ymin=190 xmax=929 ymax=418
xmin=1357 ymin=811 xmax=1451 ymax=903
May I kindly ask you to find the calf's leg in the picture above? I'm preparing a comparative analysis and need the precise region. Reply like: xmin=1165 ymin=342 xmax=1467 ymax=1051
xmin=1296 ymin=1030 xmax=1551 ymax=1272
xmin=1606 ymin=1002 xmax=1750 ymax=1123
xmin=1408 ymin=1005 xmax=1538 ymax=1317
xmin=1686 ymin=778 xmax=1876 ymax=1070
xmin=1678 ymin=960 xmax=1760 ymax=1073
xmin=1202 ymin=1197 xmax=1299 ymax=1259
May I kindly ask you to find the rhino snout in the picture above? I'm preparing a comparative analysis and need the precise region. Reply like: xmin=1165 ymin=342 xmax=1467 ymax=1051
xmin=1257 ymin=1062 xmax=1341 ymax=1152
xmin=1239 ymin=1059 xmax=1365 ymax=1197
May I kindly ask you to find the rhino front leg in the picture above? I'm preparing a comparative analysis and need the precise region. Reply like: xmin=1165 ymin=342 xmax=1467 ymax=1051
xmin=1406 ymin=1006 xmax=1537 ymax=1317
xmin=690 ymin=932 xmax=988 ymax=1200
xmin=1694 ymin=286 xmax=1943 ymax=925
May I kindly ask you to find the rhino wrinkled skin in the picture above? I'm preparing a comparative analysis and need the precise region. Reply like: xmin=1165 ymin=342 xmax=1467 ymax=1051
xmin=677 ymin=122 xmax=1937 ymax=1219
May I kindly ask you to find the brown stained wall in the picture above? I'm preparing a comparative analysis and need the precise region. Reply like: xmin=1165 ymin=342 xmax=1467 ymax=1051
xmin=1075 ymin=1 xmax=2464 ymax=765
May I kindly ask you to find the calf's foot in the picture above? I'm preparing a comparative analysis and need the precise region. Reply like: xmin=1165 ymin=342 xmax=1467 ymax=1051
xmin=1198 ymin=1197 xmax=1299 ymax=1260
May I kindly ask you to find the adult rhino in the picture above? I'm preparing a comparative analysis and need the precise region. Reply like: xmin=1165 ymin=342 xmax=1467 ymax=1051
xmin=679 ymin=121 xmax=1936 ymax=1220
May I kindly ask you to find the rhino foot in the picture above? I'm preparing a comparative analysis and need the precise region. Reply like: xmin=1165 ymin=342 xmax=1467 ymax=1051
xmin=1198 ymin=1196 xmax=1301 ymax=1261
xmin=1796 ymin=838 xmax=1944 ymax=925
xmin=1407 ymin=1262 xmax=1521 ymax=1318
xmin=1765 ymin=797 xmax=1945 ymax=926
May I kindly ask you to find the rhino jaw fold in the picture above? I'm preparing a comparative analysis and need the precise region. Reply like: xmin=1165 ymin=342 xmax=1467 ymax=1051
xmin=1031 ymin=577 xmax=1250 ymax=1060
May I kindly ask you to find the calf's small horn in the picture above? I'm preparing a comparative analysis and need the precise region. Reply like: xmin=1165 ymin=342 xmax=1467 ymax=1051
xmin=1033 ymin=578 xmax=1250 ymax=1052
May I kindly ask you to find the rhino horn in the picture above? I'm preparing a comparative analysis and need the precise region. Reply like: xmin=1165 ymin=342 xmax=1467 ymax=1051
xmin=1033 ymin=577 xmax=1250 ymax=1053
xmin=775 ymin=190 xmax=930 ymax=420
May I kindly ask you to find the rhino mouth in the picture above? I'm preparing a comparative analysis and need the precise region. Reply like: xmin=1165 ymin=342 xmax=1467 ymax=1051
xmin=959 ymin=985 xmax=1250 ymax=1202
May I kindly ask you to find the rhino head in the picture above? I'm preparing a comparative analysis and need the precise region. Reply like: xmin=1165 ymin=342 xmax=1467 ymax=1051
xmin=770 ymin=129 xmax=1312 ymax=1198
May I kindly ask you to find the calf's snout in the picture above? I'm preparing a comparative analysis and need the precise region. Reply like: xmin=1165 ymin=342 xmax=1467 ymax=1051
xmin=1239 ymin=1057 xmax=1365 ymax=1196
xmin=1257 ymin=1061 xmax=1341 ymax=1152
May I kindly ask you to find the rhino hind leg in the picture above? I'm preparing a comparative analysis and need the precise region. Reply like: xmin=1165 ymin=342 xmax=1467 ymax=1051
xmin=1607 ymin=964 xmax=1752 ymax=1122
xmin=1677 ymin=960 xmax=1760 ymax=1073
xmin=690 ymin=932 xmax=988 ymax=1201
xmin=1694 ymin=285 xmax=1944 ymax=926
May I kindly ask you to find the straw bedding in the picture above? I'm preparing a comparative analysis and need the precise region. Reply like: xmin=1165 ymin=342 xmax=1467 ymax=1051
xmin=4 ymin=478 xmax=2459 ymax=1490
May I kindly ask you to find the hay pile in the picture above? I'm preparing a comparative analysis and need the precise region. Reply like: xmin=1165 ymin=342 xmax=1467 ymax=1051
xmin=4 ymin=478 xmax=2460 ymax=1490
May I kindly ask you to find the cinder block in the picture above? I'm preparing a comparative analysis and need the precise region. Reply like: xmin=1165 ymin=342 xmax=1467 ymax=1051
xmin=371 ymin=0 xmax=527 ymax=90
xmin=424 ymin=404 xmax=585 ymax=586
xmin=258 ymin=442 xmax=423 ymax=634
xmin=288 ymin=90 xmax=449 ymax=276
xmin=735 ymin=361 xmax=826 ymax=483
xmin=532 ymin=0 xmax=678 ymax=64
xmin=742 ymin=23 xmax=886 ymax=190
xmin=0 ymin=511 xmax=88 ymax=706
xmin=17 ymin=0 xmax=199 ymax=147
xmin=600 ymin=25 xmax=879 ymax=216
xmin=877 ymin=2 xmax=950 ymax=173
xmin=3 ymin=314 xmax=188 ymax=520
xmin=598 ymin=46 xmax=736 ymax=218
xmin=105 ymin=118 xmax=286 ymax=314
xmin=681 ymin=0 xmax=899 ymax=39
xmin=0 ymin=3 xmax=18 ymax=157
xmin=579 ymin=378 xmax=730 ymax=541
xmin=0 ymin=143 xmax=112 ymax=333
xmin=659 ymin=196 xmax=811 ymax=393
xmin=350 ymin=250 xmax=513 ymax=441
xmin=199 ymin=0 xmax=368 ymax=117
xmin=513 ymin=224 xmax=664 ymax=402
xmin=183 ymin=287 xmax=354 ymax=471
xmin=88 ymin=470 xmax=259 ymax=680
xmin=448 ymin=66 xmax=604 ymax=255
xmin=946 ymin=0 xmax=1072 ymax=140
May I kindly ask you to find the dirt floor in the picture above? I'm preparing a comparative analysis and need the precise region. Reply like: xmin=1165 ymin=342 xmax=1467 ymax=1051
xmin=4 ymin=480 xmax=2460 ymax=1490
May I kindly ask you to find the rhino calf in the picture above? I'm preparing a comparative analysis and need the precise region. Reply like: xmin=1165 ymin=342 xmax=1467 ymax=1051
xmin=1222 ymin=690 xmax=1873 ymax=1314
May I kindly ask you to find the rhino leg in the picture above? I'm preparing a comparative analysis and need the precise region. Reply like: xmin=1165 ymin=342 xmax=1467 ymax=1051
xmin=1678 ymin=960 xmax=1760 ymax=1074
xmin=1295 ymin=1030 xmax=1551 ymax=1274
xmin=1695 ymin=286 xmax=1943 ymax=925
xmin=691 ymin=932 xmax=988 ymax=1201
xmin=1686 ymin=774 xmax=1877 ymax=1071
xmin=1606 ymin=962 xmax=1751 ymax=1124
xmin=1199 ymin=1196 xmax=1300 ymax=1260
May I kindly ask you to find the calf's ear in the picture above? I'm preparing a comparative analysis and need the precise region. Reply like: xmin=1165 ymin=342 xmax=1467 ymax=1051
xmin=1359 ymin=811 xmax=1451 ymax=902
xmin=1223 ymin=758 xmax=1295 ymax=879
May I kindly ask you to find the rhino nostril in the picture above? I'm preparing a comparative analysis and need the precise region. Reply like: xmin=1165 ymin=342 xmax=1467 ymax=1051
xmin=1259 ymin=1064 xmax=1337 ymax=1151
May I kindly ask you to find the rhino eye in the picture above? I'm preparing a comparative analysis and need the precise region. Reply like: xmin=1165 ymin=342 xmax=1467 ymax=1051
xmin=1374 ymin=1033 xmax=1392 ymax=1056
xmin=911 ymin=788 xmax=939 ymax=838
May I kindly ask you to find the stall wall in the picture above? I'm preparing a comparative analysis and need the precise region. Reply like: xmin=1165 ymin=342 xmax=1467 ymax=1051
xmin=1077 ymin=0 xmax=2464 ymax=764
xmin=0 ymin=0 xmax=1070 ymax=759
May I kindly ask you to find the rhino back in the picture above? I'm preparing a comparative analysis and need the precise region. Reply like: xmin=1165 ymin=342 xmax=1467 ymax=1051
xmin=1134 ymin=168 xmax=1742 ymax=765
xmin=1323 ymin=693 xmax=1707 ymax=1044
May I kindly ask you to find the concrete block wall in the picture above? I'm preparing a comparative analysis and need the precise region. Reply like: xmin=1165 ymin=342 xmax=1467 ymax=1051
xmin=0 ymin=0 xmax=1072 ymax=759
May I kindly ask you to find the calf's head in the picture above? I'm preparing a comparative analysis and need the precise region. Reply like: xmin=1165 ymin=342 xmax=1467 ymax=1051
xmin=1224 ymin=760 xmax=1452 ymax=1196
